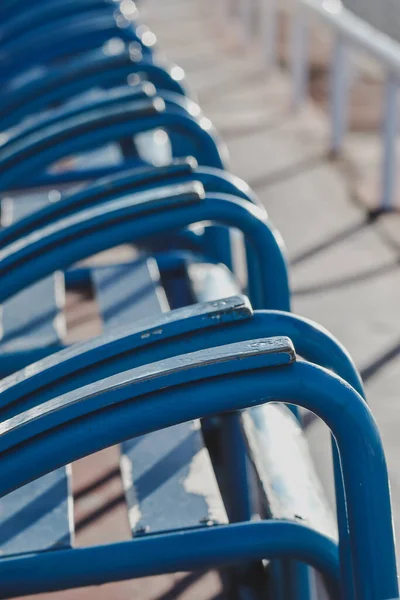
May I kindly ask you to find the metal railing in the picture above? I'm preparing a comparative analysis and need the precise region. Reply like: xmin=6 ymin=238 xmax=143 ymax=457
xmin=343 ymin=0 xmax=400 ymax=45
xmin=220 ymin=0 xmax=400 ymax=212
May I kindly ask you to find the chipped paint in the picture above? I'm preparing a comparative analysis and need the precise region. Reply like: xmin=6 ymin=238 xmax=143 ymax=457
xmin=120 ymin=454 xmax=133 ymax=491
xmin=243 ymin=405 xmax=337 ymax=540
xmin=183 ymin=423 xmax=228 ymax=525
xmin=129 ymin=505 xmax=143 ymax=531
xmin=120 ymin=454 xmax=144 ymax=533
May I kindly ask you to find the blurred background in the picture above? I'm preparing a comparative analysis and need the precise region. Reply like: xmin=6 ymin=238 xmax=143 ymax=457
xmin=344 ymin=0 xmax=400 ymax=42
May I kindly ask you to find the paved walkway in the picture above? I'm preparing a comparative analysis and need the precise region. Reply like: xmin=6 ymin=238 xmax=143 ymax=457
xmin=142 ymin=0 xmax=400 ymax=559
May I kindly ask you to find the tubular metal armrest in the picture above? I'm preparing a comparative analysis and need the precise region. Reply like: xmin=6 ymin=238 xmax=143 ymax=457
xmin=0 ymin=159 xmax=259 ymax=247
xmin=1 ymin=47 xmax=186 ymax=130
xmin=0 ymin=10 xmax=152 ymax=79
xmin=0 ymin=98 xmax=226 ymax=191
xmin=0 ymin=185 xmax=289 ymax=309
xmin=0 ymin=297 xmax=363 ymax=418
xmin=6 ymin=82 xmax=155 ymax=145
xmin=6 ymin=88 xmax=204 ymax=156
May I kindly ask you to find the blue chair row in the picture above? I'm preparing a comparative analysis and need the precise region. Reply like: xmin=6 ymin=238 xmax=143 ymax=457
xmin=0 ymin=2 xmax=397 ymax=600
xmin=0 ymin=0 xmax=154 ymax=81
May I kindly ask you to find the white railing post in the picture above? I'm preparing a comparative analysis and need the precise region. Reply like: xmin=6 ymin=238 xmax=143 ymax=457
xmin=260 ymin=0 xmax=279 ymax=70
xmin=329 ymin=33 xmax=350 ymax=155
xmin=380 ymin=71 xmax=399 ymax=211
xmin=291 ymin=6 xmax=309 ymax=110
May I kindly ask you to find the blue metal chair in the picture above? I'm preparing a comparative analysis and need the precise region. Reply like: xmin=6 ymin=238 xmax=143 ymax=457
xmin=0 ymin=183 xmax=289 ymax=329
xmin=0 ymin=324 xmax=396 ymax=599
